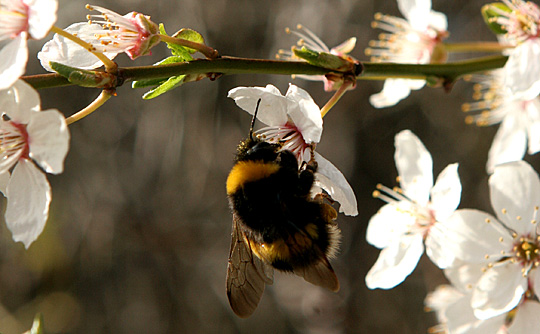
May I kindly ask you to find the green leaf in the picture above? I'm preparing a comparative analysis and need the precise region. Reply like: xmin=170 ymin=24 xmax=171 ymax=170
xmin=50 ymin=62 xmax=115 ymax=88
xmin=481 ymin=3 xmax=511 ymax=35
xmin=132 ymin=56 xmax=187 ymax=88
xmin=142 ymin=75 xmax=186 ymax=99
xmin=159 ymin=24 xmax=193 ymax=59
xmin=292 ymin=46 xmax=355 ymax=72
xmin=172 ymin=28 xmax=205 ymax=54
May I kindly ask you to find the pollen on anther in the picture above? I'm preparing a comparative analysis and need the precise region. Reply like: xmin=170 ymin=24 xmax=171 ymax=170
xmin=499 ymin=236 xmax=504 ymax=242
xmin=485 ymin=218 xmax=491 ymax=223
xmin=532 ymin=220 xmax=537 ymax=224
xmin=484 ymin=254 xmax=490 ymax=259
xmin=517 ymin=216 xmax=522 ymax=220
xmin=372 ymin=190 xmax=381 ymax=198
xmin=502 ymin=208 xmax=507 ymax=214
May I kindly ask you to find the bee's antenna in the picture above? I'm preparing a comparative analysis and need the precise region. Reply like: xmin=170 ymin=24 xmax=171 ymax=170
xmin=249 ymin=98 xmax=262 ymax=141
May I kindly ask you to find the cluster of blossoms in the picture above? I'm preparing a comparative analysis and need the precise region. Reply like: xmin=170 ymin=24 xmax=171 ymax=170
xmin=4 ymin=0 xmax=540 ymax=331
xmin=359 ymin=1 xmax=540 ymax=331
xmin=366 ymin=128 xmax=540 ymax=332
xmin=365 ymin=0 xmax=448 ymax=108
xmin=0 ymin=1 xmax=164 ymax=248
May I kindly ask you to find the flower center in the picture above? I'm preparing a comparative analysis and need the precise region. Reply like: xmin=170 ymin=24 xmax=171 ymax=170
xmin=513 ymin=236 xmax=540 ymax=268
xmin=0 ymin=0 xmax=29 ymax=39
xmin=492 ymin=0 xmax=540 ymax=43
xmin=365 ymin=13 xmax=447 ymax=64
xmin=0 ymin=119 xmax=30 ymax=167
xmin=83 ymin=5 xmax=158 ymax=59
xmin=256 ymin=122 xmax=311 ymax=163
xmin=461 ymin=71 xmax=533 ymax=127
xmin=373 ymin=183 xmax=436 ymax=237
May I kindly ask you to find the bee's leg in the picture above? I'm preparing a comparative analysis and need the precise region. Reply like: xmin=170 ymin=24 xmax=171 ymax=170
xmin=297 ymin=145 xmax=319 ymax=195
xmin=305 ymin=144 xmax=318 ymax=173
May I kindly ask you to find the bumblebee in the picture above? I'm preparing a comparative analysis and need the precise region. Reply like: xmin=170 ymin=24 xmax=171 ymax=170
xmin=226 ymin=100 xmax=341 ymax=318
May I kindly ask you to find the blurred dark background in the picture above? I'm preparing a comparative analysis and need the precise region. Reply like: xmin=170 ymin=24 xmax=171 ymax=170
xmin=1 ymin=0 xmax=534 ymax=333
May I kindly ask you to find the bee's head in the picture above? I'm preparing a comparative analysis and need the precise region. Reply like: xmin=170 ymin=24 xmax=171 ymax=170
xmin=234 ymin=97 xmax=282 ymax=162
xmin=235 ymin=137 xmax=281 ymax=162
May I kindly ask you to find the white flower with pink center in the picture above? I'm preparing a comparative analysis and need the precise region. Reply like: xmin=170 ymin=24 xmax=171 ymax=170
xmin=441 ymin=160 xmax=540 ymax=319
xmin=365 ymin=130 xmax=461 ymax=289
xmin=490 ymin=0 xmax=540 ymax=99
xmin=38 ymin=5 xmax=159 ymax=71
xmin=0 ymin=80 xmax=69 ymax=248
xmin=462 ymin=69 xmax=540 ymax=174
xmin=0 ymin=0 xmax=57 ymax=89
xmin=366 ymin=0 xmax=448 ymax=108
xmin=228 ymin=84 xmax=358 ymax=216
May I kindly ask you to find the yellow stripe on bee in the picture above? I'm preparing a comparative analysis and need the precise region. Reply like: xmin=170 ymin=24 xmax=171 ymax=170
xmin=249 ymin=230 xmax=316 ymax=264
xmin=226 ymin=161 xmax=280 ymax=194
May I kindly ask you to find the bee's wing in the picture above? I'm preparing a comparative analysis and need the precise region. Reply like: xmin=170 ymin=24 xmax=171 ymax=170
xmin=226 ymin=215 xmax=274 ymax=318
xmin=293 ymin=256 xmax=340 ymax=292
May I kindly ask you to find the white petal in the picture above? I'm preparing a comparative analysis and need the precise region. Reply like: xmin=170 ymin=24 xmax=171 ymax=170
xmin=285 ymin=84 xmax=323 ymax=143
xmin=440 ymin=289 xmax=506 ymax=334
xmin=27 ymin=0 xmax=58 ymax=40
xmin=486 ymin=110 xmax=527 ymax=174
xmin=525 ymin=98 xmax=540 ymax=154
xmin=425 ymin=285 xmax=463 ymax=322
xmin=4 ymin=160 xmax=51 ymax=248
xmin=366 ymin=203 xmax=416 ymax=249
xmin=227 ymin=85 xmax=289 ymax=126
xmin=394 ymin=130 xmax=433 ymax=205
xmin=38 ymin=22 xmax=119 ymax=72
xmin=369 ymin=79 xmax=414 ymax=108
xmin=27 ymin=109 xmax=70 ymax=174
xmin=0 ymin=171 xmax=9 ymax=194
xmin=332 ymin=37 xmax=356 ymax=55
xmin=504 ymin=39 xmax=540 ymax=100
xmin=472 ymin=262 xmax=526 ymax=319
xmin=440 ymin=209 xmax=511 ymax=263
xmin=397 ymin=0 xmax=432 ymax=29
xmin=489 ymin=160 xmax=540 ymax=236
xmin=430 ymin=163 xmax=461 ymax=221
xmin=0 ymin=79 xmax=40 ymax=124
xmin=365 ymin=233 xmax=424 ymax=289
xmin=425 ymin=226 xmax=456 ymax=269
xmin=427 ymin=10 xmax=448 ymax=32
xmin=444 ymin=260 xmax=485 ymax=293
xmin=313 ymin=152 xmax=357 ymax=216
xmin=0 ymin=35 xmax=28 ymax=90
xmin=508 ymin=301 xmax=540 ymax=333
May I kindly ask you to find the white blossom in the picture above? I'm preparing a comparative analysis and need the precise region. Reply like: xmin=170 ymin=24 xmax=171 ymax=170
xmin=462 ymin=70 xmax=540 ymax=173
xmin=365 ymin=130 xmax=461 ymax=289
xmin=0 ymin=0 xmax=57 ymax=89
xmin=366 ymin=0 xmax=448 ymax=108
xmin=0 ymin=80 xmax=69 ymax=248
xmin=441 ymin=161 xmax=540 ymax=319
